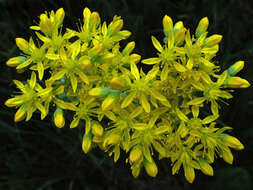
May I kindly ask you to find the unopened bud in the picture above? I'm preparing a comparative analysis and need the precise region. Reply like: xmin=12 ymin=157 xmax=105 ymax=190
xmin=90 ymin=12 xmax=101 ymax=27
xmin=220 ymin=134 xmax=244 ymax=150
xmin=6 ymin=56 xmax=27 ymax=67
xmin=110 ymin=77 xmax=124 ymax=90
xmin=16 ymin=38 xmax=29 ymax=52
xmin=102 ymin=95 xmax=115 ymax=111
xmin=82 ymin=133 xmax=92 ymax=154
xmin=90 ymin=43 xmax=104 ymax=56
xmin=54 ymin=107 xmax=65 ymax=128
xmin=163 ymin=15 xmax=173 ymax=37
xmin=144 ymin=161 xmax=158 ymax=177
xmin=175 ymin=28 xmax=187 ymax=45
xmin=205 ymin=34 xmax=223 ymax=47
xmin=92 ymin=122 xmax=104 ymax=137
xmin=14 ymin=106 xmax=26 ymax=122
xmin=199 ymin=158 xmax=214 ymax=176
xmin=173 ymin=21 xmax=184 ymax=33
xmin=81 ymin=59 xmax=91 ymax=70
xmin=88 ymin=87 xmax=110 ymax=97
xmin=195 ymin=17 xmax=209 ymax=38
xmin=224 ymin=77 xmax=250 ymax=88
xmin=103 ymin=134 xmax=121 ymax=147
xmin=228 ymin=61 xmax=244 ymax=76
xmin=110 ymin=19 xmax=123 ymax=33
xmin=129 ymin=146 xmax=142 ymax=163
xmin=55 ymin=8 xmax=65 ymax=25
xmin=222 ymin=148 xmax=233 ymax=164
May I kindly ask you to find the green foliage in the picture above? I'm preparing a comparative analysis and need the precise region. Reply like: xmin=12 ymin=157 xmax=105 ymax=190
xmin=4 ymin=6 xmax=250 ymax=185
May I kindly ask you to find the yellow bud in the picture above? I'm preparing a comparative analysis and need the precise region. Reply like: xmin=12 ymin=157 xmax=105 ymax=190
xmin=83 ymin=7 xmax=91 ymax=20
xmin=196 ymin=17 xmax=209 ymax=38
xmin=173 ymin=21 xmax=184 ymax=32
xmin=81 ymin=59 xmax=91 ymax=70
xmin=90 ymin=12 xmax=101 ymax=27
xmin=163 ymin=15 xmax=173 ymax=36
xmin=129 ymin=146 xmax=142 ymax=163
xmin=103 ymin=134 xmax=121 ymax=147
xmin=82 ymin=133 xmax=92 ymax=154
xmin=144 ymin=161 xmax=158 ymax=177
xmin=92 ymin=122 xmax=104 ymax=137
xmin=55 ymin=8 xmax=65 ymax=25
xmin=6 ymin=56 xmax=27 ymax=67
xmin=225 ymin=77 xmax=250 ymax=88
xmin=199 ymin=159 xmax=214 ymax=176
xmin=228 ymin=61 xmax=244 ymax=76
xmin=130 ymin=53 xmax=141 ymax=64
xmin=122 ymin=41 xmax=135 ymax=55
xmin=175 ymin=28 xmax=187 ymax=45
xmin=14 ymin=106 xmax=26 ymax=122
xmin=92 ymin=135 xmax=103 ymax=143
xmin=88 ymin=87 xmax=110 ymax=97
xmin=110 ymin=77 xmax=124 ymax=90
xmin=184 ymin=165 xmax=195 ymax=183
xmin=5 ymin=97 xmax=23 ymax=107
xmin=205 ymin=34 xmax=223 ymax=47
xmin=110 ymin=19 xmax=123 ymax=33
xmin=39 ymin=14 xmax=52 ymax=34
xmin=15 ymin=38 xmax=29 ymax=52
xmin=101 ymin=95 xmax=115 ymax=111
xmin=90 ymin=43 xmax=104 ymax=56
xmin=222 ymin=134 xmax=244 ymax=150
xmin=131 ymin=165 xmax=141 ymax=178
xmin=54 ymin=107 xmax=65 ymax=128
xmin=222 ymin=148 xmax=233 ymax=164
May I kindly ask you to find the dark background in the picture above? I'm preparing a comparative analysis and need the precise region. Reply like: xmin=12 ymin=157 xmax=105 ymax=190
xmin=0 ymin=0 xmax=253 ymax=189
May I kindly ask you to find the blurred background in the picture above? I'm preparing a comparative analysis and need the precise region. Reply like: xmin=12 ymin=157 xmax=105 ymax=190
xmin=0 ymin=0 xmax=253 ymax=189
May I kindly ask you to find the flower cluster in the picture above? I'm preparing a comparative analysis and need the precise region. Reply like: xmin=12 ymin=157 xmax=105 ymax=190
xmin=5 ymin=7 xmax=250 ymax=183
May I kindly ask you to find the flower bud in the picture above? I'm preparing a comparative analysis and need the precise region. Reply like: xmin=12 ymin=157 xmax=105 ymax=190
xmin=129 ymin=146 xmax=142 ymax=163
xmin=184 ymin=165 xmax=195 ymax=183
xmin=110 ymin=77 xmax=124 ymax=90
xmin=16 ymin=38 xmax=29 ymax=52
xmin=5 ymin=97 xmax=23 ymax=107
xmin=54 ymin=107 xmax=65 ymax=128
xmin=122 ymin=41 xmax=135 ymax=55
xmin=6 ymin=56 xmax=27 ymax=67
xmin=103 ymin=134 xmax=121 ymax=148
xmin=110 ymin=19 xmax=123 ymax=34
xmin=222 ymin=148 xmax=233 ymax=164
xmin=92 ymin=122 xmax=104 ymax=137
xmin=102 ymin=95 xmax=115 ymax=111
xmin=14 ymin=106 xmax=26 ymax=122
xmin=220 ymin=134 xmax=244 ymax=150
xmin=195 ymin=17 xmax=209 ymax=38
xmin=90 ymin=43 xmax=104 ymax=56
xmin=175 ymin=28 xmax=187 ymax=45
xmin=205 ymin=34 xmax=223 ymax=47
xmin=55 ymin=8 xmax=65 ymax=25
xmin=144 ymin=161 xmax=158 ymax=177
xmin=90 ymin=12 xmax=101 ymax=27
xmin=225 ymin=77 xmax=250 ymax=88
xmin=199 ymin=158 xmax=214 ymax=176
xmin=39 ymin=14 xmax=52 ymax=34
xmin=88 ymin=87 xmax=110 ymax=97
xmin=228 ymin=61 xmax=244 ymax=76
xmin=163 ymin=15 xmax=173 ymax=37
xmin=130 ymin=54 xmax=141 ymax=64
xmin=81 ymin=59 xmax=91 ymax=70
xmin=82 ymin=133 xmax=92 ymax=154
xmin=173 ymin=21 xmax=184 ymax=33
